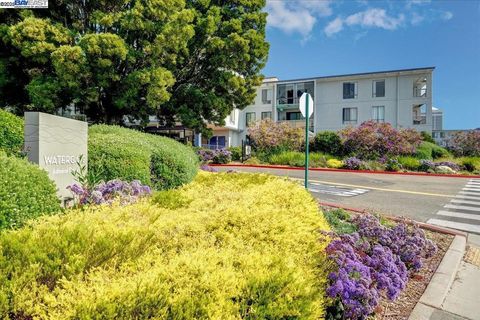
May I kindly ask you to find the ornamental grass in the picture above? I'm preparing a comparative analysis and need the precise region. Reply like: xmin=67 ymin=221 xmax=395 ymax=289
xmin=0 ymin=172 xmax=331 ymax=319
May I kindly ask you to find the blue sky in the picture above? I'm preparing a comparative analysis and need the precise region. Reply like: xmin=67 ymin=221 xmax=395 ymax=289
xmin=262 ymin=0 xmax=480 ymax=129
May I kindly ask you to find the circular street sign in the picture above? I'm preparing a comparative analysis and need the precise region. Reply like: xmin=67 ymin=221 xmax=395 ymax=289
xmin=299 ymin=92 xmax=314 ymax=118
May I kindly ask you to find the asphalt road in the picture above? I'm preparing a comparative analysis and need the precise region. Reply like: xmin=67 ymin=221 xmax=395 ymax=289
xmin=216 ymin=166 xmax=474 ymax=225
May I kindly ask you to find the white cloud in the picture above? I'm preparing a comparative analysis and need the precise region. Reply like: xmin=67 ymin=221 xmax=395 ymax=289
xmin=325 ymin=8 xmax=404 ymax=37
xmin=441 ymin=11 xmax=453 ymax=21
xmin=406 ymin=0 xmax=431 ymax=9
xmin=411 ymin=12 xmax=425 ymax=25
xmin=265 ymin=0 xmax=333 ymax=38
xmin=324 ymin=17 xmax=344 ymax=37
xmin=345 ymin=8 xmax=404 ymax=30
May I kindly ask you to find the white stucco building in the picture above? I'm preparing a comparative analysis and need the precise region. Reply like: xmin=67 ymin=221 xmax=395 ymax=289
xmin=203 ymin=67 xmax=434 ymax=148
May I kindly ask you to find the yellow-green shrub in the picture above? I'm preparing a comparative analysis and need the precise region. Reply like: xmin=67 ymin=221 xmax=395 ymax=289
xmin=327 ymin=159 xmax=343 ymax=169
xmin=89 ymin=125 xmax=198 ymax=190
xmin=0 ymin=172 xmax=331 ymax=319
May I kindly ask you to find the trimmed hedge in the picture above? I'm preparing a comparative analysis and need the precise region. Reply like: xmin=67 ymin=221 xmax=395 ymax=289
xmin=0 ymin=152 xmax=60 ymax=230
xmin=89 ymin=125 xmax=198 ymax=190
xmin=415 ymin=141 xmax=450 ymax=160
xmin=0 ymin=172 xmax=331 ymax=319
xmin=0 ymin=109 xmax=24 ymax=156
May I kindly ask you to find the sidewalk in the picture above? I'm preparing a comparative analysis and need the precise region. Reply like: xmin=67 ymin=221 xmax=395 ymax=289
xmin=410 ymin=234 xmax=480 ymax=320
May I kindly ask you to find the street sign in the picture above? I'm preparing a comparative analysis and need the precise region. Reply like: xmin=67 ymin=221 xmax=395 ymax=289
xmin=299 ymin=92 xmax=314 ymax=118
xmin=299 ymin=92 xmax=314 ymax=189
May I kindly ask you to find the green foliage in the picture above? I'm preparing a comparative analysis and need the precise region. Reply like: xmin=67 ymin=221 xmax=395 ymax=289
xmin=420 ymin=131 xmax=435 ymax=143
xmin=268 ymin=151 xmax=329 ymax=168
xmin=323 ymin=208 xmax=357 ymax=234
xmin=0 ymin=109 xmax=23 ymax=156
xmin=244 ymin=156 xmax=261 ymax=165
xmin=227 ymin=146 xmax=242 ymax=161
xmin=385 ymin=158 xmax=401 ymax=172
xmin=415 ymin=142 xmax=450 ymax=160
xmin=0 ymin=172 xmax=331 ymax=319
xmin=88 ymin=125 xmax=198 ymax=190
xmin=0 ymin=152 xmax=60 ymax=230
xmin=327 ymin=159 xmax=343 ymax=169
xmin=457 ymin=157 xmax=480 ymax=172
xmin=0 ymin=1 xmax=268 ymax=133
xmin=311 ymin=131 xmax=343 ymax=156
xmin=398 ymin=156 xmax=421 ymax=171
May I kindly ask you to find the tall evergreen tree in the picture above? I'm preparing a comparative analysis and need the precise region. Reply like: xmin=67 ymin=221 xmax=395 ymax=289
xmin=0 ymin=0 xmax=268 ymax=133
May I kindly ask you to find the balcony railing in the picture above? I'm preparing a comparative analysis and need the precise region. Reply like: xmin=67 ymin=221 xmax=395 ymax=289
xmin=277 ymin=119 xmax=314 ymax=131
xmin=413 ymin=87 xmax=427 ymax=98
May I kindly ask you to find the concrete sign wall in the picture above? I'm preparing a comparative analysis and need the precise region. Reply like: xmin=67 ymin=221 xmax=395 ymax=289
xmin=24 ymin=112 xmax=88 ymax=200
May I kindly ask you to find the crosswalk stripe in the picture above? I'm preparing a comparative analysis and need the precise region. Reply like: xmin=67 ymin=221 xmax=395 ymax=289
xmin=436 ymin=210 xmax=480 ymax=221
xmin=455 ymin=195 xmax=480 ymax=201
xmin=451 ymin=199 xmax=480 ymax=206
xmin=462 ymin=188 xmax=480 ymax=192
xmin=459 ymin=191 xmax=480 ymax=196
xmin=427 ymin=219 xmax=480 ymax=234
xmin=444 ymin=204 xmax=480 ymax=211
xmin=465 ymin=184 xmax=480 ymax=188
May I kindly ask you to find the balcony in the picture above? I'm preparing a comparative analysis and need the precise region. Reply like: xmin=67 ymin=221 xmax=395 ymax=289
xmin=276 ymin=98 xmax=300 ymax=111
xmin=277 ymin=119 xmax=314 ymax=132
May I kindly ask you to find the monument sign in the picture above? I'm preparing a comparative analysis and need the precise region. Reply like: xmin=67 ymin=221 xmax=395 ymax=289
xmin=24 ymin=112 xmax=87 ymax=201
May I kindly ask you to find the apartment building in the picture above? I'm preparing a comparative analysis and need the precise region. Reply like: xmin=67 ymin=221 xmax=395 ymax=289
xmin=202 ymin=67 xmax=434 ymax=148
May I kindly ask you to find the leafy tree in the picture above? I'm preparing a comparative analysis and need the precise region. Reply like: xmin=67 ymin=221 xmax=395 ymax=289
xmin=0 ymin=0 xmax=269 ymax=133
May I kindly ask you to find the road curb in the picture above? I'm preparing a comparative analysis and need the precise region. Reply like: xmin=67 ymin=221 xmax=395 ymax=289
xmin=211 ymin=163 xmax=480 ymax=179
xmin=409 ymin=234 xmax=467 ymax=319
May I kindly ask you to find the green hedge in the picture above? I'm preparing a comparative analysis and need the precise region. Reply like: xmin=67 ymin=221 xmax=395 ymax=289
xmin=415 ymin=141 xmax=450 ymax=160
xmin=0 ymin=172 xmax=331 ymax=319
xmin=89 ymin=125 xmax=198 ymax=190
xmin=0 ymin=109 xmax=24 ymax=156
xmin=0 ymin=152 xmax=60 ymax=230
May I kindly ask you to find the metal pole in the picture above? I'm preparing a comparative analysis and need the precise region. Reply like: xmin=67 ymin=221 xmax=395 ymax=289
xmin=305 ymin=96 xmax=309 ymax=188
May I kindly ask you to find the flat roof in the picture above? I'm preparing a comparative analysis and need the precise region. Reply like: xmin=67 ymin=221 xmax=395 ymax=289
xmin=271 ymin=66 xmax=435 ymax=84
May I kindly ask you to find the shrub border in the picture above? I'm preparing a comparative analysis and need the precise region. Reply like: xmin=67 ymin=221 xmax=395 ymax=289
xmin=210 ymin=163 xmax=480 ymax=179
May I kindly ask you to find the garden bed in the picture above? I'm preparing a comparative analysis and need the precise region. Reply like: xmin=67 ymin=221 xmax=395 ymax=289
xmin=376 ymin=230 xmax=453 ymax=320
xmin=211 ymin=163 xmax=480 ymax=178
xmin=320 ymin=205 xmax=455 ymax=320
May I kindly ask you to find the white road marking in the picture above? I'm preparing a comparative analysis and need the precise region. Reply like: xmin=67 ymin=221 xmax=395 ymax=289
xmin=455 ymin=195 xmax=480 ymax=201
xmin=436 ymin=210 xmax=480 ymax=221
xmin=444 ymin=204 xmax=480 ymax=211
xmin=429 ymin=180 xmax=480 ymax=234
xmin=427 ymin=219 xmax=480 ymax=234
xmin=451 ymin=199 xmax=480 ymax=206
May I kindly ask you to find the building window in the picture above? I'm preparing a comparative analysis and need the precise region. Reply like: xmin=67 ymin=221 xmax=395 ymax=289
xmin=412 ymin=104 xmax=427 ymax=125
xmin=262 ymin=89 xmax=272 ymax=104
xmin=286 ymin=112 xmax=302 ymax=121
xmin=372 ymin=106 xmax=385 ymax=123
xmin=246 ymin=112 xmax=256 ymax=127
xmin=343 ymin=82 xmax=357 ymax=99
xmin=208 ymin=136 xmax=226 ymax=149
xmin=343 ymin=108 xmax=357 ymax=124
xmin=413 ymin=76 xmax=427 ymax=97
xmin=373 ymin=80 xmax=385 ymax=98
xmin=261 ymin=111 xmax=272 ymax=120
xmin=277 ymin=81 xmax=314 ymax=105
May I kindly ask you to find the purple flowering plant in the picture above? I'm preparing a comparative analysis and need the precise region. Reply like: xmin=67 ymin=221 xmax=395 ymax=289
xmin=68 ymin=179 xmax=151 ymax=206
xmin=197 ymin=148 xmax=232 ymax=164
xmin=68 ymin=155 xmax=151 ymax=206
xmin=343 ymin=157 xmax=363 ymax=170
xmin=325 ymin=213 xmax=437 ymax=319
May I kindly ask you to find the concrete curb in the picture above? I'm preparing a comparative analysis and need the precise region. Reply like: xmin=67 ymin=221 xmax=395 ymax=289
xmin=408 ymin=235 xmax=467 ymax=320
xmin=211 ymin=163 xmax=480 ymax=179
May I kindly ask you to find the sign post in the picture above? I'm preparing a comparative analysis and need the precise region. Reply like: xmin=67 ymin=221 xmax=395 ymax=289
xmin=299 ymin=93 xmax=314 ymax=189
